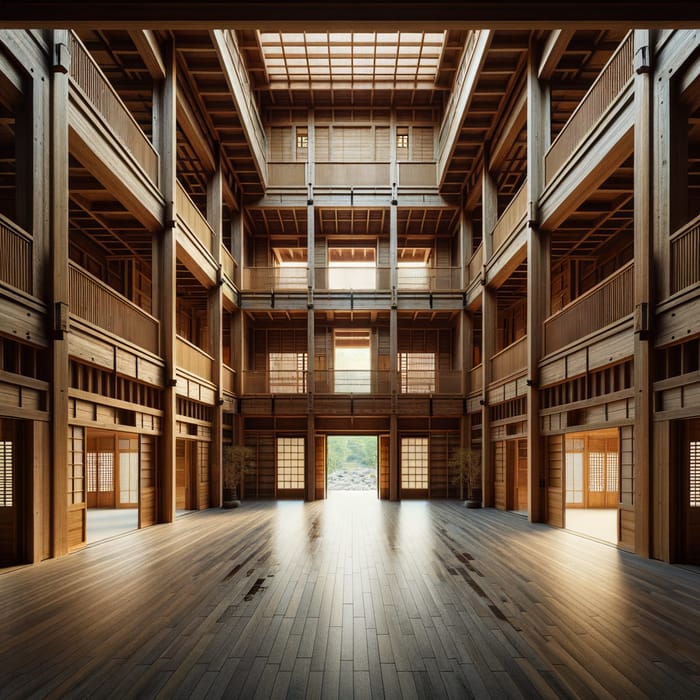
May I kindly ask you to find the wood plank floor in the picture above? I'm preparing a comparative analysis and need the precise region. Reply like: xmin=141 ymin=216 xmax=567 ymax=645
xmin=2 ymin=493 xmax=700 ymax=699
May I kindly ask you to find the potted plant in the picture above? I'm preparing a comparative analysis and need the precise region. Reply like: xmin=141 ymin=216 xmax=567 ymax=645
xmin=222 ymin=445 xmax=255 ymax=508
xmin=448 ymin=447 xmax=482 ymax=508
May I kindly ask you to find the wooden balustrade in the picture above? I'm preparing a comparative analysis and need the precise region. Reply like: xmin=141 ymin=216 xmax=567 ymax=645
xmin=469 ymin=364 xmax=483 ymax=395
xmin=221 ymin=246 xmax=236 ymax=284
xmin=243 ymin=370 xmax=307 ymax=394
xmin=0 ymin=215 xmax=32 ymax=294
xmin=315 ymin=267 xmax=390 ymax=291
xmin=544 ymin=261 xmax=634 ymax=355
xmin=397 ymin=162 xmax=437 ymax=187
xmin=176 ymin=336 xmax=214 ymax=383
xmin=397 ymin=267 xmax=461 ymax=291
xmin=69 ymin=263 xmax=159 ymax=354
xmin=222 ymin=365 xmax=236 ymax=394
xmin=314 ymin=370 xmax=392 ymax=394
xmin=670 ymin=214 xmax=700 ymax=294
xmin=243 ymin=267 xmax=308 ymax=291
xmin=68 ymin=32 xmax=159 ymax=183
xmin=544 ymin=32 xmax=634 ymax=183
xmin=315 ymin=162 xmax=391 ymax=187
xmin=468 ymin=243 xmax=483 ymax=286
xmin=176 ymin=182 xmax=213 ymax=255
xmin=491 ymin=336 xmax=528 ymax=382
xmin=222 ymin=31 xmax=267 ymax=166
xmin=268 ymin=162 xmax=306 ymax=187
xmin=491 ymin=182 xmax=527 ymax=253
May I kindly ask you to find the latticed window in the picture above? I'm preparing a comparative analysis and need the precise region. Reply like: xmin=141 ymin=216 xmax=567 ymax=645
xmin=691 ymin=441 xmax=700 ymax=508
xmin=269 ymin=352 xmax=307 ymax=393
xmin=588 ymin=452 xmax=605 ymax=492
xmin=401 ymin=437 xmax=429 ymax=489
xmin=0 ymin=441 xmax=12 ymax=507
xmin=399 ymin=352 xmax=435 ymax=393
xmin=277 ymin=437 xmax=305 ymax=490
xmin=606 ymin=451 xmax=619 ymax=493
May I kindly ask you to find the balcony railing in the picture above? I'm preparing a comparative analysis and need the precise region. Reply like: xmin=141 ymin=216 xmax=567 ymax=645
xmin=670 ymin=213 xmax=700 ymax=294
xmin=222 ymin=365 xmax=237 ymax=394
xmin=491 ymin=182 xmax=527 ymax=253
xmin=243 ymin=370 xmax=307 ymax=394
xmin=68 ymin=32 xmax=159 ymax=183
xmin=438 ymin=31 xmax=480 ymax=163
xmin=315 ymin=162 xmax=391 ymax=187
xmin=544 ymin=32 xmax=634 ymax=184
xmin=176 ymin=181 xmax=213 ymax=256
xmin=469 ymin=364 xmax=483 ymax=395
xmin=315 ymin=370 xmax=392 ymax=394
xmin=0 ymin=215 xmax=32 ymax=294
xmin=176 ymin=335 xmax=214 ymax=383
xmin=69 ymin=262 xmax=159 ymax=354
xmin=220 ymin=31 xmax=267 ymax=173
xmin=243 ymin=267 xmax=308 ymax=291
xmin=315 ymin=266 xmax=391 ymax=291
xmin=397 ymin=267 xmax=462 ymax=291
xmin=221 ymin=246 xmax=237 ymax=285
xmin=543 ymin=261 xmax=634 ymax=355
xmin=397 ymin=162 xmax=437 ymax=187
xmin=468 ymin=243 xmax=483 ymax=286
xmin=491 ymin=336 xmax=528 ymax=382
xmin=268 ymin=161 xmax=306 ymax=187
xmin=399 ymin=369 xmax=462 ymax=394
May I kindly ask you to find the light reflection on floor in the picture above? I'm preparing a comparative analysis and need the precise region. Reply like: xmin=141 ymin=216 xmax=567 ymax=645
xmin=86 ymin=508 xmax=138 ymax=544
xmin=565 ymin=508 xmax=617 ymax=544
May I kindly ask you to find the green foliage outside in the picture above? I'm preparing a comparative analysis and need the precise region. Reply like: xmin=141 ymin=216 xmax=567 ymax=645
xmin=327 ymin=436 xmax=377 ymax=474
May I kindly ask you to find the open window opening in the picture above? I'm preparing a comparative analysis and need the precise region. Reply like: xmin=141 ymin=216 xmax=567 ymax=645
xmin=328 ymin=246 xmax=376 ymax=289
xmin=334 ymin=329 xmax=371 ymax=393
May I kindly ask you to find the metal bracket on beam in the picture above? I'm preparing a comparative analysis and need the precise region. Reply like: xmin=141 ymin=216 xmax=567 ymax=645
xmin=53 ymin=42 xmax=70 ymax=74
xmin=634 ymin=45 xmax=652 ymax=74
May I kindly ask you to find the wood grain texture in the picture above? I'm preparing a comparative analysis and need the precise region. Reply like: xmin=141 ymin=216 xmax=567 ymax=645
xmin=1 ymin=496 xmax=699 ymax=698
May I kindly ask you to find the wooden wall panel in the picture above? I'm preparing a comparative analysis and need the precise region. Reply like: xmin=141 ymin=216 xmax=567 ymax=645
xmin=379 ymin=434 xmax=390 ymax=500
xmin=315 ymin=435 xmax=325 ymax=500
xmin=547 ymin=434 xmax=564 ymax=527
xmin=245 ymin=433 xmax=275 ymax=499
xmin=197 ymin=440 xmax=210 ymax=510
xmin=494 ymin=440 xmax=506 ymax=510
xmin=139 ymin=434 xmax=156 ymax=527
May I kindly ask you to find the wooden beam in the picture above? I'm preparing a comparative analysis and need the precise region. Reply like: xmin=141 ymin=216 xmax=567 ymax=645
xmin=538 ymin=29 xmax=574 ymax=80
xmin=128 ymin=30 xmax=166 ymax=80
xmin=1 ymin=2 xmax=698 ymax=28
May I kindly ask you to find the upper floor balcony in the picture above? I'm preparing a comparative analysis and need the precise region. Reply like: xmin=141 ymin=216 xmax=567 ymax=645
xmin=0 ymin=214 xmax=32 ymax=297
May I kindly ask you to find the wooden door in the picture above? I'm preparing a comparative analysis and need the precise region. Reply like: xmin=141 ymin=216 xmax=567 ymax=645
xmin=86 ymin=433 xmax=116 ymax=508
xmin=315 ymin=435 xmax=326 ymax=500
xmin=546 ymin=435 xmax=564 ymax=527
xmin=0 ymin=419 xmax=20 ymax=566
xmin=176 ymin=439 xmax=188 ymax=510
xmin=378 ymin=435 xmax=390 ymax=499
xmin=139 ymin=435 xmax=156 ymax=527
xmin=516 ymin=439 xmax=528 ymax=511
xmin=683 ymin=420 xmax=700 ymax=565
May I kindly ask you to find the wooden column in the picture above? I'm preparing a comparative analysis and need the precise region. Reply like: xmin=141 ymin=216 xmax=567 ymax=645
xmin=633 ymin=29 xmax=653 ymax=558
xmin=306 ymin=125 xmax=316 ymax=498
xmin=50 ymin=30 xmax=70 ymax=557
xmin=208 ymin=153 xmax=223 ymax=508
xmin=481 ymin=162 xmax=497 ymax=507
xmin=157 ymin=36 xmax=177 ymax=524
xmin=390 ymin=197 xmax=399 ymax=501
xmin=526 ymin=36 xmax=550 ymax=523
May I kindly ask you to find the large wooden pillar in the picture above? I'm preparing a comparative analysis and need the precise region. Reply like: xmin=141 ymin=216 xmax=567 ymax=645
xmin=389 ymin=193 xmax=399 ymax=500
xmin=156 ymin=36 xmax=177 ymax=523
xmin=208 ymin=152 xmax=223 ymax=508
xmin=50 ymin=30 xmax=70 ymax=556
xmin=481 ymin=160 xmax=497 ymax=507
xmin=633 ymin=29 xmax=653 ymax=558
xmin=526 ymin=36 xmax=550 ymax=523
xmin=305 ymin=120 xmax=316 ymax=500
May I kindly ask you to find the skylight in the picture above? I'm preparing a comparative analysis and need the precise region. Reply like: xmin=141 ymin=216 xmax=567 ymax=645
xmin=258 ymin=31 xmax=447 ymax=87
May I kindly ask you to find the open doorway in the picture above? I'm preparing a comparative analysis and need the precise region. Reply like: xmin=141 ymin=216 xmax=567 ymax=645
xmin=327 ymin=435 xmax=378 ymax=492
xmin=86 ymin=430 xmax=139 ymax=543
xmin=564 ymin=428 xmax=619 ymax=544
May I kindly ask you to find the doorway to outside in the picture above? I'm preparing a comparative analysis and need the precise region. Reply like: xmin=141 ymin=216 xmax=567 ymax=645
xmin=564 ymin=428 xmax=619 ymax=544
xmin=327 ymin=435 xmax=378 ymax=492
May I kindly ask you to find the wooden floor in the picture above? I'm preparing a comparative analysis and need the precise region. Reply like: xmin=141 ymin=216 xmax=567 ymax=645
xmin=2 ymin=493 xmax=700 ymax=699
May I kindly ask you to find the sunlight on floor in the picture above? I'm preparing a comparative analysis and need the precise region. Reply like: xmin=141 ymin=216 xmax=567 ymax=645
xmin=86 ymin=509 xmax=138 ymax=544
xmin=565 ymin=508 xmax=617 ymax=544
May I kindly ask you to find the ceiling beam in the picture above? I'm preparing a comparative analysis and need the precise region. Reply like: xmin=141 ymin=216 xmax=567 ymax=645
xmin=1 ymin=2 xmax=698 ymax=28
xmin=538 ymin=30 xmax=575 ymax=80
xmin=128 ymin=30 xmax=166 ymax=79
